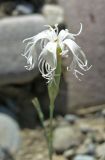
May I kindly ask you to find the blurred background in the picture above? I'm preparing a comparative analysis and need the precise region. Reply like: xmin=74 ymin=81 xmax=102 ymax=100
xmin=0 ymin=0 xmax=105 ymax=160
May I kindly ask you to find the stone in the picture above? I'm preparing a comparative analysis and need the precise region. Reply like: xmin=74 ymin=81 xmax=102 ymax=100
xmin=73 ymin=155 xmax=95 ymax=160
xmin=0 ymin=113 xmax=20 ymax=155
xmin=80 ymin=125 xmax=92 ymax=134
xmin=63 ymin=149 xmax=75 ymax=159
xmin=42 ymin=4 xmax=64 ymax=26
xmin=0 ymin=15 xmax=46 ymax=85
xmin=86 ymin=144 xmax=96 ymax=156
xmin=58 ymin=0 xmax=105 ymax=109
xmin=76 ymin=139 xmax=96 ymax=156
xmin=91 ymin=130 xmax=105 ymax=143
xmin=12 ymin=3 xmax=34 ymax=15
xmin=64 ymin=114 xmax=78 ymax=124
xmin=0 ymin=1 xmax=16 ymax=17
xmin=96 ymin=143 xmax=105 ymax=159
xmin=102 ymin=109 xmax=105 ymax=117
xmin=0 ymin=148 xmax=5 ymax=160
xmin=53 ymin=126 xmax=83 ymax=153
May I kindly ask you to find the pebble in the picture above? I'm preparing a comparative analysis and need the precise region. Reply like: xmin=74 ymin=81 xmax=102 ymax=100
xmin=63 ymin=149 xmax=75 ymax=159
xmin=0 ymin=113 xmax=21 ymax=155
xmin=96 ymin=143 xmax=105 ymax=158
xmin=86 ymin=144 xmax=96 ymax=155
xmin=12 ymin=3 xmax=34 ymax=15
xmin=73 ymin=155 xmax=95 ymax=160
xmin=42 ymin=4 xmax=64 ymax=25
xmin=53 ymin=126 xmax=83 ymax=153
xmin=80 ymin=125 xmax=92 ymax=134
xmin=91 ymin=131 xmax=105 ymax=143
xmin=64 ymin=114 xmax=78 ymax=124
xmin=102 ymin=109 xmax=105 ymax=117
xmin=0 ymin=148 xmax=5 ymax=159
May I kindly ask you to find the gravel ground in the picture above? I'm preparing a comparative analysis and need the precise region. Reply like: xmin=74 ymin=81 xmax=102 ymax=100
xmin=14 ymin=111 xmax=105 ymax=160
xmin=15 ymin=128 xmax=64 ymax=160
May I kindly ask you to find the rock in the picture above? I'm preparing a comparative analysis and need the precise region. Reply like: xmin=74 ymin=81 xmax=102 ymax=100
xmin=73 ymin=155 xmax=95 ymax=160
xmin=102 ymin=109 xmax=105 ymax=117
xmin=76 ymin=138 xmax=96 ymax=156
xmin=0 ymin=148 xmax=5 ymax=160
xmin=64 ymin=114 xmax=78 ymax=124
xmin=56 ymin=116 xmax=70 ymax=127
xmin=96 ymin=143 xmax=105 ymax=158
xmin=63 ymin=149 xmax=75 ymax=159
xmin=80 ymin=125 xmax=92 ymax=134
xmin=91 ymin=130 xmax=105 ymax=143
xmin=53 ymin=126 xmax=83 ymax=153
xmin=0 ymin=113 xmax=20 ymax=155
xmin=0 ymin=1 xmax=16 ymax=17
xmin=0 ymin=15 xmax=46 ymax=85
xmin=12 ymin=3 xmax=34 ymax=15
xmin=86 ymin=144 xmax=96 ymax=156
xmin=58 ymin=0 xmax=105 ymax=109
xmin=42 ymin=4 xmax=64 ymax=26
xmin=0 ymin=147 xmax=14 ymax=160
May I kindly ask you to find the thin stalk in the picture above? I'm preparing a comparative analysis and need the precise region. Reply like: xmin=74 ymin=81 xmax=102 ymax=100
xmin=48 ymin=48 xmax=62 ymax=160
xmin=32 ymin=98 xmax=49 ymax=147
xmin=48 ymin=103 xmax=54 ymax=160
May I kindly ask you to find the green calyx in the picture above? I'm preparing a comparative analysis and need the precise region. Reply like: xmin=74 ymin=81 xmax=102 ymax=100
xmin=48 ymin=47 xmax=62 ymax=104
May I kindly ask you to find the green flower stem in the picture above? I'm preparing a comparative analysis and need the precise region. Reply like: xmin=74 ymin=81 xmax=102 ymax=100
xmin=32 ymin=47 xmax=62 ymax=160
xmin=32 ymin=98 xmax=49 ymax=147
xmin=48 ymin=47 xmax=62 ymax=160
xmin=49 ymin=103 xmax=54 ymax=160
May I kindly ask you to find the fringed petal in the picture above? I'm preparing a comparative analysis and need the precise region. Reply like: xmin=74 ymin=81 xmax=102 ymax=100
xmin=38 ymin=42 xmax=57 ymax=83
xmin=58 ymin=23 xmax=82 ymax=42
xmin=38 ymin=42 xmax=57 ymax=68
xmin=63 ymin=39 xmax=92 ymax=80
xmin=22 ymin=42 xmax=37 ymax=70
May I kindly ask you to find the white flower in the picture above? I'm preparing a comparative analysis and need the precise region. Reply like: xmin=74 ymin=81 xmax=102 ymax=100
xmin=22 ymin=24 xmax=92 ymax=83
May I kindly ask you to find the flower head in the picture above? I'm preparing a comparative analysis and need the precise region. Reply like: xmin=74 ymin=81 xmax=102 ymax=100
xmin=22 ymin=24 xmax=92 ymax=83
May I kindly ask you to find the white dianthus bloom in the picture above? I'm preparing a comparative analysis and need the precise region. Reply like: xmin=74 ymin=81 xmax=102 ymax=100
xmin=22 ymin=24 xmax=92 ymax=82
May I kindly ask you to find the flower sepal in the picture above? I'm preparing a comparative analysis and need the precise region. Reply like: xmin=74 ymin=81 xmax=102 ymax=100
xmin=48 ymin=48 xmax=62 ymax=104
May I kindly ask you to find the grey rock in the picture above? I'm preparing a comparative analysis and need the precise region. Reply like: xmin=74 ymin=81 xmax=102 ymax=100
xmin=64 ymin=114 xmax=78 ymax=124
xmin=91 ymin=130 xmax=105 ymax=143
xmin=58 ymin=0 xmax=105 ymax=109
xmin=102 ymin=109 xmax=105 ymax=117
xmin=53 ymin=126 xmax=83 ymax=153
xmin=0 ymin=148 xmax=5 ymax=160
xmin=42 ymin=4 xmax=64 ymax=25
xmin=73 ymin=155 xmax=95 ymax=160
xmin=76 ymin=140 xmax=95 ymax=156
xmin=0 ymin=147 xmax=14 ymax=160
xmin=0 ymin=15 xmax=46 ymax=85
xmin=63 ymin=149 xmax=75 ymax=159
xmin=80 ymin=125 xmax=92 ymax=134
xmin=87 ymin=144 xmax=96 ymax=156
xmin=0 ymin=113 xmax=20 ymax=155
xmin=12 ymin=4 xmax=34 ymax=15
